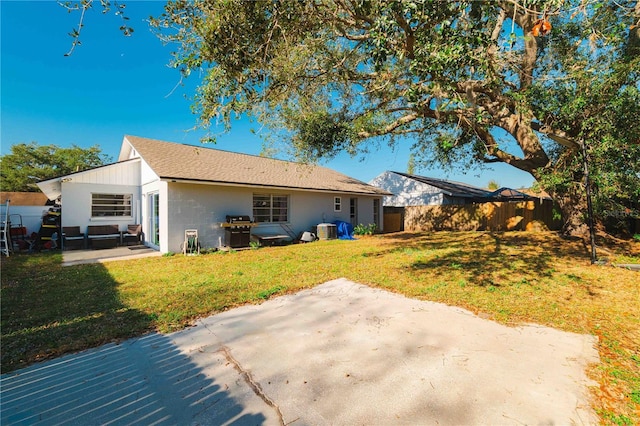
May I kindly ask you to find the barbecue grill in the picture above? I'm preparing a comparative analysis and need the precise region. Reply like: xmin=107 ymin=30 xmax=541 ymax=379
xmin=221 ymin=215 xmax=257 ymax=248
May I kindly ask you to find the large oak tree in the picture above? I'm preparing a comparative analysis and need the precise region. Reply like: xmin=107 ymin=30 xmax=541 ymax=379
xmin=67 ymin=0 xmax=640 ymax=234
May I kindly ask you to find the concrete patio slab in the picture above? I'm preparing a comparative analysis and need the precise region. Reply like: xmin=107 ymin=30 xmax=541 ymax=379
xmin=62 ymin=245 xmax=161 ymax=266
xmin=1 ymin=278 xmax=600 ymax=425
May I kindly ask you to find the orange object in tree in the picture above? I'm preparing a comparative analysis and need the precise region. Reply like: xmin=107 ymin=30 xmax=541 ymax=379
xmin=532 ymin=19 xmax=552 ymax=37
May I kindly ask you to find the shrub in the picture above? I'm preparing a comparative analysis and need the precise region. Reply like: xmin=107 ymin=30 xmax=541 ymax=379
xmin=354 ymin=223 xmax=377 ymax=235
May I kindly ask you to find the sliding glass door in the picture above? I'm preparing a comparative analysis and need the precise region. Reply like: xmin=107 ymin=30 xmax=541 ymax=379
xmin=149 ymin=192 xmax=159 ymax=247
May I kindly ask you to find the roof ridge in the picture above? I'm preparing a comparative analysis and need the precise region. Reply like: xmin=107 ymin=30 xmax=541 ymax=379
xmin=391 ymin=171 xmax=489 ymax=191
xmin=122 ymin=135 xmax=389 ymax=195
xmin=124 ymin=134 xmax=344 ymax=175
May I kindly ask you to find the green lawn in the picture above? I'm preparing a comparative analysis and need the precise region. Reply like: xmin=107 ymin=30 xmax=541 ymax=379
xmin=1 ymin=231 xmax=639 ymax=424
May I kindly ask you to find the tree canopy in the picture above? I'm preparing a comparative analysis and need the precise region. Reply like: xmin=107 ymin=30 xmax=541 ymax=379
xmin=146 ymin=0 xmax=639 ymax=234
xmin=0 ymin=142 xmax=111 ymax=192
xmin=60 ymin=0 xmax=640 ymax=234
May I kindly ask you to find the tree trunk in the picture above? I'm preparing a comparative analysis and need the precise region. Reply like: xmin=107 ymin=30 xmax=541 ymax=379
xmin=547 ymin=185 xmax=589 ymax=236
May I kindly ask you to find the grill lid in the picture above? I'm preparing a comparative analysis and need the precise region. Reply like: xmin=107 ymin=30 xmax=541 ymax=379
xmin=226 ymin=215 xmax=252 ymax=223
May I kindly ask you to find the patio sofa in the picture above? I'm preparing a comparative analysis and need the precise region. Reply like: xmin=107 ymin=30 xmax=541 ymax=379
xmin=87 ymin=225 xmax=120 ymax=249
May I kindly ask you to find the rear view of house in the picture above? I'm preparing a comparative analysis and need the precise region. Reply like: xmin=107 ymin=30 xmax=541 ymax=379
xmin=37 ymin=136 xmax=389 ymax=253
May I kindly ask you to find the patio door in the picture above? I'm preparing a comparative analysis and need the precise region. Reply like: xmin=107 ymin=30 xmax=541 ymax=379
xmin=149 ymin=192 xmax=160 ymax=248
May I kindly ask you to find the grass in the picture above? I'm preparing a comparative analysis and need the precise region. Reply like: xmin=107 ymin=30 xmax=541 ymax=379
xmin=1 ymin=231 xmax=639 ymax=423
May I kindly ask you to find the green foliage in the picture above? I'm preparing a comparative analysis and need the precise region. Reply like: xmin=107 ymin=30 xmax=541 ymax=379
xmin=407 ymin=153 xmax=416 ymax=175
xmin=57 ymin=0 xmax=640 ymax=234
xmin=0 ymin=142 xmax=111 ymax=192
xmin=257 ymin=284 xmax=286 ymax=300
xmin=56 ymin=0 xmax=639 ymax=234
xmin=147 ymin=1 xmax=639 ymax=235
xmin=60 ymin=0 xmax=134 ymax=56
xmin=354 ymin=223 xmax=377 ymax=236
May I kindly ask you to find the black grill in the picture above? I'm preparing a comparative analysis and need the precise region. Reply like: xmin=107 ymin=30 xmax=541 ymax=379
xmin=224 ymin=215 xmax=253 ymax=248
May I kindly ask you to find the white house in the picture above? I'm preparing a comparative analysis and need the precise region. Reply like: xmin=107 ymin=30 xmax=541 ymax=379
xmin=369 ymin=171 xmax=496 ymax=206
xmin=37 ymin=136 xmax=389 ymax=253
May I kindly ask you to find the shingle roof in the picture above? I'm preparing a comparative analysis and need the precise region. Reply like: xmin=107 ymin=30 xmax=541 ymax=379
xmin=392 ymin=172 xmax=493 ymax=199
xmin=123 ymin=135 xmax=389 ymax=195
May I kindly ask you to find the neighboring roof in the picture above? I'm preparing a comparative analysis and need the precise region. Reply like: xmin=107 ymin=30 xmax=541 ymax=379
xmin=121 ymin=135 xmax=390 ymax=195
xmin=373 ymin=172 xmax=539 ymax=204
xmin=391 ymin=172 xmax=493 ymax=201
xmin=488 ymin=187 xmax=537 ymax=201
xmin=0 ymin=192 xmax=50 ymax=206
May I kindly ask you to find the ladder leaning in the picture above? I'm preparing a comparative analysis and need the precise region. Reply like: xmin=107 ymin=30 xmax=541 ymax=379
xmin=1 ymin=200 xmax=11 ymax=256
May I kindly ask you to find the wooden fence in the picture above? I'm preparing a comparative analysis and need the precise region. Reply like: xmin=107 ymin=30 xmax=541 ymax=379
xmin=383 ymin=200 xmax=561 ymax=232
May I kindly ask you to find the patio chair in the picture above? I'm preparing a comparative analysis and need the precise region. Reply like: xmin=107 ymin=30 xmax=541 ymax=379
xmin=181 ymin=229 xmax=200 ymax=255
xmin=63 ymin=226 xmax=85 ymax=250
xmin=122 ymin=224 xmax=142 ymax=245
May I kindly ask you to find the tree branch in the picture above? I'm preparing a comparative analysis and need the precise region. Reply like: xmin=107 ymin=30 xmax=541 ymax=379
xmin=530 ymin=122 xmax=580 ymax=149
xmin=356 ymin=112 xmax=420 ymax=138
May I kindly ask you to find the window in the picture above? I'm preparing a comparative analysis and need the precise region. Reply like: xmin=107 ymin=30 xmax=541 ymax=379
xmin=253 ymin=193 xmax=289 ymax=223
xmin=92 ymin=193 xmax=132 ymax=217
xmin=334 ymin=196 xmax=342 ymax=212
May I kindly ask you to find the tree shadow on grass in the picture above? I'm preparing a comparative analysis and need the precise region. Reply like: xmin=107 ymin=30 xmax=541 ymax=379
xmin=374 ymin=231 xmax=593 ymax=288
xmin=1 ymin=253 xmax=268 ymax=424
xmin=1 ymin=253 xmax=153 ymax=373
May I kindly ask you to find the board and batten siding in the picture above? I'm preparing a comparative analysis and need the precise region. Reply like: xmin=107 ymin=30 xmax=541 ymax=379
xmin=369 ymin=171 xmax=445 ymax=207
xmin=60 ymin=161 xmax=141 ymax=233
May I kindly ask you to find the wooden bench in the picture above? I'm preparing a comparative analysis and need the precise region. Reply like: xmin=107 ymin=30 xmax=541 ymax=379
xmin=87 ymin=225 xmax=120 ymax=249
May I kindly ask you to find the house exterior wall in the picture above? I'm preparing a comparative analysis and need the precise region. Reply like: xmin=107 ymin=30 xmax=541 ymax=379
xmin=139 ymin=160 xmax=161 ymax=248
xmin=140 ymin=157 xmax=158 ymax=186
xmin=369 ymin=171 xmax=445 ymax=206
xmin=59 ymin=161 xmax=141 ymax=233
xmin=163 ymin=182 xmax=383 ymax=253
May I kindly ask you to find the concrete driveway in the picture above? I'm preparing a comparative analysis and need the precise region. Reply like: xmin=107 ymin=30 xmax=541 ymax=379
xmin=1 ymin=278 xmax=599 ymax=425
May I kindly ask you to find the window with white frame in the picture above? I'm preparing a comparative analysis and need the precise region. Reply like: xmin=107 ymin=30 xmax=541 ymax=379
xmin=253 ymin=193 xmax=289 ymax=223
xmin=334 ymin=196 xmax=342 ymax=212
xmin=91 ymin=193 xmax=132 ymax=217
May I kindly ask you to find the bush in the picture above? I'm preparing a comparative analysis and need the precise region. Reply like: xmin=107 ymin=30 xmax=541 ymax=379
xmin=354 ymin=223 xmax=377 ymax=235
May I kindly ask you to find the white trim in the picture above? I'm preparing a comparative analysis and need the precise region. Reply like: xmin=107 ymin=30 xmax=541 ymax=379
xmin=334 ymin=196 xmax=342 ymax=212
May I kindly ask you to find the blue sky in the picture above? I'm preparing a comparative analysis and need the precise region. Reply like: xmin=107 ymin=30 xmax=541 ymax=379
xmin=1 ymin=0 xmax=535 ymax=188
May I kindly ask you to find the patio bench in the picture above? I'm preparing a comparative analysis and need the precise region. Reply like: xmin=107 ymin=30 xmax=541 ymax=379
xmin=87 ymin=225 xmax=120 ymax=249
